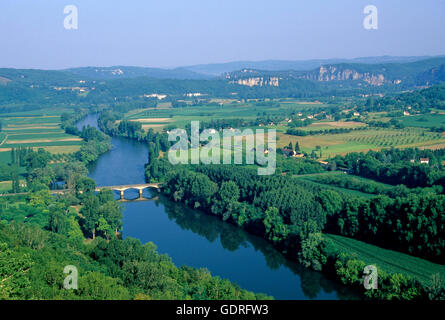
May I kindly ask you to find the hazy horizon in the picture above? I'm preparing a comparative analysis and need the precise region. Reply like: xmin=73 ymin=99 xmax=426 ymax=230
xmin=1 ymin=0 xmax=444 ymax=69
xmin=0 ymin=54 xmax=443 ymax=71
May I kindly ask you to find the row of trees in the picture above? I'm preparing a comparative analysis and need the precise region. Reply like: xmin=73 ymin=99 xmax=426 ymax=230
xmin=328 ymin=148 xmax=445 ymax=188
xmin=154 ymin=163 xmax=444 ymax=299
xmin=286 ymin=126 xmax=367 ymax=137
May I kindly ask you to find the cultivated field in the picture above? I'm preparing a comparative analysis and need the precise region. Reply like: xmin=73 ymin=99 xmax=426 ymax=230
xmin=278 ymin=128 xmax=445 ymax=158
xmin=325 ymin=234 xmax=445 ymax=287
xmin=397 ymin=113 xmax=445 ymax=128
xmin=0 ymin=109 xmax=82 ymax=164
xmin=124 ymin=99 xmax=331 ymax=130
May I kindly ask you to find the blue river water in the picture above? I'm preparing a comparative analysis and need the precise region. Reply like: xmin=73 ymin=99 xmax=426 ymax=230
xmin=77 ymin=114 xmax=357 ymax=300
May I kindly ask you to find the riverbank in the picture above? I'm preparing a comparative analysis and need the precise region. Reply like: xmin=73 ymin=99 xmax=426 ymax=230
xmin=94 ymin=111 xmax=444 ymax=300
xmin=80 ymin=113 xmax=356 ymax=299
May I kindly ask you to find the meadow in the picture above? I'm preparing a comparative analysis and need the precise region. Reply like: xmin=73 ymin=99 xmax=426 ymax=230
xmin=0 ymin=108 xmax=82 ymax=165
xmin=397 ymin=113 xmax=445 ymax=128
xmin=293 ymin=173 xmax=376 ymax=198
xmin=325 ymin=234 xmax=445 ymax=287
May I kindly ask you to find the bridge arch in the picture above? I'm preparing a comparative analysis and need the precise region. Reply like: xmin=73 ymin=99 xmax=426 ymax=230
xmin=95 ymin=183 xmax=162 ymax=201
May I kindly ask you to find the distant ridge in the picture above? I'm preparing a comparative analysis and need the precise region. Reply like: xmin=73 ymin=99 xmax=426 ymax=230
xmin=65 ymin=66 xmax=212 ymax=80
xmin=223 ymin=57 xmax=445 ymax=87
xmin=182 ymin=56 xmax=437 ymax=76
xmin=1 ymin=55 xmax=444 ymax=89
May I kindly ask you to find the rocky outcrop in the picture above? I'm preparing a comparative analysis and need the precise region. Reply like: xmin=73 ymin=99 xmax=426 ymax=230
xmin=307 ymin=66 xmax=386 ymax=85
xmin=232 ymin=76 xmax=279 ymax=87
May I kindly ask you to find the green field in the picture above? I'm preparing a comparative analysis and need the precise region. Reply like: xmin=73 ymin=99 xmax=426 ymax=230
xmin=0 ymin=108 xmax=83 ymax=165
xmin=124 ymin=99 xmax=331 ymax=128
xmin=397 ymin=113 xmax=445 ymax=128
xmin=125 ymin=100 xmax=445 ymax=158
xmin=325 ymin=234 xmax=445 ymax=287
xmin=294 ymin=174 xmax=376 ymax=198
xmin=297 ymin=171 xmax=396 ymax=192
xmin=278 ymin=127 xmax=445 ymax=158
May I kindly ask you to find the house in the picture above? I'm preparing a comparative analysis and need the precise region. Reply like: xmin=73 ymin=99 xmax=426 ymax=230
xmin=282 ymin=148 xmax=294 ymax=157
xmin=144 ymin=93 xmax=167 ymax=100
xmin=420 ymin=158 xmax=429 ymax=164
xmin=403 ymin=111 xmax=410 ymax=116
xmin=353 ymin=111 xmax=360 ymax=116
xmin=282 ymin=148 xmax=304 ymax=158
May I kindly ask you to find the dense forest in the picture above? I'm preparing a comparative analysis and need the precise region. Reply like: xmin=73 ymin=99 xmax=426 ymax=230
xmin=153 ymin=164 xmax=443 ymax=299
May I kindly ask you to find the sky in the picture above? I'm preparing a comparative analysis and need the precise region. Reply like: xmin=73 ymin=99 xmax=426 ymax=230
xmin=0 ymin=0 xmax=444 ymax=69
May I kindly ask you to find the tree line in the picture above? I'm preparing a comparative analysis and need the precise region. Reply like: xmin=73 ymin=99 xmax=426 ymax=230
xmin=154 ymin=163 xmax=444 ymax=299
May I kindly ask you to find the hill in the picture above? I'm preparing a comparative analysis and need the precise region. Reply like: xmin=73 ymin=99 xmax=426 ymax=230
xmin=65 ymin=66 xmax=211 ymax=80
xmin=224 ymin=57 xmax=445 ymax=88
xmin=183 ymin=56 xmax=435 ymax=76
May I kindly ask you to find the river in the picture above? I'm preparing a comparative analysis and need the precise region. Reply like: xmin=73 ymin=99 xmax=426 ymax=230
xmin=76 ymin=114 xmax=356 ymax=300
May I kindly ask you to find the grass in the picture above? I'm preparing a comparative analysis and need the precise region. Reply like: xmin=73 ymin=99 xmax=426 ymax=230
xmin=299 ymin=121 xmax=366 ymax=131
xmin=294 ymin=175 xmax=375 ymax=198
xmin=0 ymin=181 xmax=12 ymax=192
xmin=299 ymin=171 xmax=395 ymax=189
xmin=325 ymin=234 xmax=445 ymax=287
xmin=0 ymin=109 xmax=83 ymax=164
xmin=277 ymin=128 xmax=445 ymax=158
xmin=125 ymin=99 xmax=331 ymax=126
xmin=2 ymin=140 xmax=82 ymax=148
xmin=0 ymin=180 xmax=26 ymax=193
xmin=397 ymin=113 xmax=445 ymax=128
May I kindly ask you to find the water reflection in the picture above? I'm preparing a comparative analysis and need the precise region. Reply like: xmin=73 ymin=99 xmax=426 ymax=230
xmin=122 ymin=191 xmax=358 ymax=300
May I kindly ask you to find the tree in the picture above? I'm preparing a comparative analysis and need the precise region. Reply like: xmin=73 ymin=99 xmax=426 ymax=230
xmin=48 ymin=203 xmax=69 ymax=234
xmin=10 ymin=165 xmax=20 ymax=193
xmin=81 ymin=196 xmax=100 ymax=239
xmin=29 ymin=189 xmax=53 ymax=207
xmin=0 ymin=242 xmax=33 ymax=299
xmin=97 ymin=189 xmax=115 ymax=204
xmin=74 ymin=176 xmax=96 ymax=199
xmin=78 ymin=272 xmax=131 ymax=299
xmin=100 ymin=201 xmax=123 ymax=236
xmin=263 ymin=207 xmax=288 ymax=244
xmin=97 ymin=216 xmax=113 ymax=240
xmin=298 ymin=233 xmax=330 ymax=271
xmin=316 ymin=190 xmax=343 ymax=217
xmin=213 ymin=181 xmax=240 ymax=216
xmin=24 ymin=148 xmax=50 ymax=170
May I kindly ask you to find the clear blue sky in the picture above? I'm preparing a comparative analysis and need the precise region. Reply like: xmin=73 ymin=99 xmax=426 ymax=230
xmin=1 ymin=0 xmax=444 ymax=69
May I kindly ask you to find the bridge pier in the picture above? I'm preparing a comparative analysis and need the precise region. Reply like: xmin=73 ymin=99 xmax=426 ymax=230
xmin=95 ymin=183 xmax=161 ymax=201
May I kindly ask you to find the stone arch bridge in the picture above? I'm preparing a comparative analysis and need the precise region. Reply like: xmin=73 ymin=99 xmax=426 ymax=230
xmin=95 ymin=183 xmax=162 ymax=200
xmin=2 ymin=183 xmax=162 ymax=201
